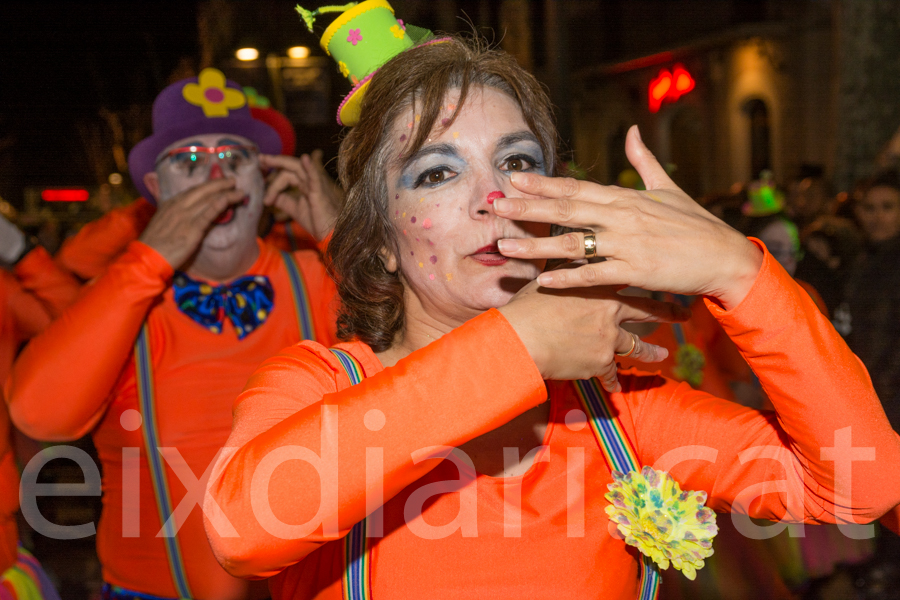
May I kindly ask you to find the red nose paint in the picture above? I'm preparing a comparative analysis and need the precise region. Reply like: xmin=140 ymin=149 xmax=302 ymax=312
xmin=208 ymin=163 xmax=224 ymax=180
xmin=486 ymin=190 xmax=505 ymax=204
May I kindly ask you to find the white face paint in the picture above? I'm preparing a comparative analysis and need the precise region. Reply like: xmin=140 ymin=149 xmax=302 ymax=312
xmin=154 ymin=132 xmax=265 ymax=254
xmin=383 ymin=87 xmax=552 ymax=326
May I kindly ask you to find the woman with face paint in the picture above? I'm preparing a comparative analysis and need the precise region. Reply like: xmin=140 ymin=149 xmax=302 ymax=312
xmin=205 ymin=20 xmax=900 ymax=600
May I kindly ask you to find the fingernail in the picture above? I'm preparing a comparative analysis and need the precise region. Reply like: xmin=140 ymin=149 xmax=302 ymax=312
xmin=493 ymin=198 xmax=510 ymax=213
xmin=537 ymin=273 xmax=553 ymax=286
xmin=509 ymin=171 xmax=522 ymax=184
xmin=634 ymin=125 xmax=642 ymax=143
xmin=497 ymin=239 xmax=519 ymax=253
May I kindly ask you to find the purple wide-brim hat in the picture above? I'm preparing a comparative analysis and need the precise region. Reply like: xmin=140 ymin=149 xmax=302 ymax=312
xmin=128 ymin=71 xmax=281 ymax=203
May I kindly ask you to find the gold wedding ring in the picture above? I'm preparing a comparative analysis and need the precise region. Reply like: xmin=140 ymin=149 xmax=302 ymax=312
xmin=583 ymin=232 xmax=597 ymax=258
xmin=615 ymin=332 xmax=638 ymax=358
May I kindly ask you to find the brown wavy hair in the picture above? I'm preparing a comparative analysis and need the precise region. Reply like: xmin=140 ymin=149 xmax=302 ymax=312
xmin=326 ymin=36 xmax=561 ymax=351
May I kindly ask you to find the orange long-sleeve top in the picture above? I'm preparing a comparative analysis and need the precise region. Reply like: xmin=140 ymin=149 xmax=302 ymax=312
xmin=0 ymin=246 xmax=81 ymax=575
xmin=7 ymin=239 xmax=337 ymax=598
xmin=207 ymin=245 xmax=900 ymax=599
xmin=55 ymin=198 xmax=157 ymax=281
xmin=617 ymin=297 xmax=752 ymax=401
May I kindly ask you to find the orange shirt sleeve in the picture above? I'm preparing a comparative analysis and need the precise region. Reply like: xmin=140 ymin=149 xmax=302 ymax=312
xmin=55 ymin=198 xmax=155 ymax=280
xmin=626 ymin=244 xmax=900 ymax=524
xmin=206 ymin=309 xmax=546 ymax=579
xmin=2 ymin=272 xmax=50 ymax=346
xmin=6 ymin=241 xmax=172 ymax=441
xmin=13 ymin=246 xmax=81 ymax=316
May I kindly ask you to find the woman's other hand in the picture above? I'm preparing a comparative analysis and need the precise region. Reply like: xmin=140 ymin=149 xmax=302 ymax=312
xmin=260 ymin=150 xmax=343 ymax=242
xmin=494 ymin=125 xmax=763 ymax=310
xmin=497 ymin=270 xmax=690 ymax=390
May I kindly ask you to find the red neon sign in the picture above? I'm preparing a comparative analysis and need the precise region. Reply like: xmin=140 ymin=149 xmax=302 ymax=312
xmin=648 ymin=64 xmax=695 ymax=113
xmin=41 ymin=189 xmax=89 ymax=202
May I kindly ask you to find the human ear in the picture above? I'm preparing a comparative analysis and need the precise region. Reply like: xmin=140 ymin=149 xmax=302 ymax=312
xmin=143 ymin=172 xmax=162 ymax=202
xmin=378 ymin=247 xmax=399 ymax=273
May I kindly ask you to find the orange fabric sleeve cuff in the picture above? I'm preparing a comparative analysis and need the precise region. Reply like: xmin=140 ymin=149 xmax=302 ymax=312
xmin=124 ymin=240 xmax=175 ymax=283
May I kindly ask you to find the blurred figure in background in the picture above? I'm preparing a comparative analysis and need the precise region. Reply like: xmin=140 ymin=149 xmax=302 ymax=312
xmin=836 ymin=169 xmax=900 ymax=428
xmin=0 ymin=212 xmax=79 ymax=599
xmin=787 ymin=172 xmax=834 ymax=231
xmin=795 ymin=215 xmax=862 ymax=316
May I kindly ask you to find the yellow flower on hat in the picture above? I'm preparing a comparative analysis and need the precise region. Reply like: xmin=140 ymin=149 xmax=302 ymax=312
xmin=390 ymin=24 xmax=406 ymax=39
xmin=605 ymin=466 xmax=718 ymax=580
xmin=338 ymin=61 xmax=350 ymax=77
xmin=183 ymin=68 xmax=246 ymax=118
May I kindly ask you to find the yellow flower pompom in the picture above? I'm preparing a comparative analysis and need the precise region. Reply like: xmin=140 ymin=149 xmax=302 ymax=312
xmin=605 ymin=466 xmax=718 ymax=580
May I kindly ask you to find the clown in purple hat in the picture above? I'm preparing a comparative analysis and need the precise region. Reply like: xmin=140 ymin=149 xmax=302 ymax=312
xmin=129 ymin=67 xmax=339 ymax=271
xmin=7 ymin=68 xmax=342 ymax=600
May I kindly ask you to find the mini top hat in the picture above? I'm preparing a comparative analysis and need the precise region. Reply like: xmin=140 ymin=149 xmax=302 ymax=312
xmin=743 ymin=171 xmax=785 ymax=216
xmin=296 ymin=0 xmax=440 ymax=126
xmin=128 ymin=68 xmax=281 ymax=203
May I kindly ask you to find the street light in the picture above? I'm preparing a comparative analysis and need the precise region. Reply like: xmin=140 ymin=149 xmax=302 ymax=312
xmin=236 ymin=47 xmax=260 ymax=61
xmin=287 ymin=46 xmax=310 ymax=59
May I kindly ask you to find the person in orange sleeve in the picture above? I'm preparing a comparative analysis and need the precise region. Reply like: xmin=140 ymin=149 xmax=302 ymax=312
xmin=202 ymin=23 xmax=900 ymax=600
xmin=618 ymin=294 xmax=752 ymax=404
xmin=7 ymin=68 xmax=340 ymax=600
xmin=54 ymin=197 xmax=157 ymax=281
xmin=0 ymin=215 xmax=78 ymax=598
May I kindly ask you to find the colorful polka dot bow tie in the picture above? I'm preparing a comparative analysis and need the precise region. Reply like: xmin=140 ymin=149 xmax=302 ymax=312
xmin=172 ymin=271 xmax=274 ymax=339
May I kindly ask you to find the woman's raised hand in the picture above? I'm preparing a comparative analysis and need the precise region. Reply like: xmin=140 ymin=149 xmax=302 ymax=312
xmin=494 ymin=126 xmax=762 ymax=311
xmin=497 ymin=272 xmax=690 ymax=391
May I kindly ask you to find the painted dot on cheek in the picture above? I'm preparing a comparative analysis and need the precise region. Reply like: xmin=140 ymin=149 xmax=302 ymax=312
xmin=446 ymin=273 xmax=453 ymax=281
xmin=429 ymin=274 xmax=435 ymax=280
xmin=441 ymin=118 xmax=450 ymax=126
xmin=402 ymin=212 xmax=406 ymax=217
xmin=407 ymin=122 xmax=413 ymax=128
xmin=423 ymin=218 xmax=432 ymax=229
xmin=447 ymin=103 xmax=456 ymax=111
xmin=399 ymin=135 xmax=406 ymax=142
xmin=403 ymin=230 xmax=407 ymax=235
xmin=429 ymin=255 xmax=437 ymax=264
xmin=453 ymin=131 xmax=459 ymax=139
xmin=418 ymin=262 xmax=423 ymax=268
xmin=411 ymin=216 xmax=416 ymax=224
xmin=415 ymin=114 xmax=421 ymax=122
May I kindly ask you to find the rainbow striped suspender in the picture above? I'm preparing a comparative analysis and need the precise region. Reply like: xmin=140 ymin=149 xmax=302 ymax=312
xmin=330 ymin=348 xmax=659 ymax=600
xmin=132 ymin=253 xmax=315 ymax=599
xmin=279 ymin=250 xmax=316 ymax=341
xmin=134 ymin=324 xmax=192 ymax=599
xmin=574 ymin=378 xmax=661 ymax=600
xmin=329 ymin=348 xmax=372 ymax=600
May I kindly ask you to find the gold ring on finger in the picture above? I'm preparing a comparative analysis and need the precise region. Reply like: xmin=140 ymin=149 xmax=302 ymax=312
xmin=615 ymin=332 xmax=637 ymax=358
xmin=583 ymin=232 xmax=597 ymax=258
